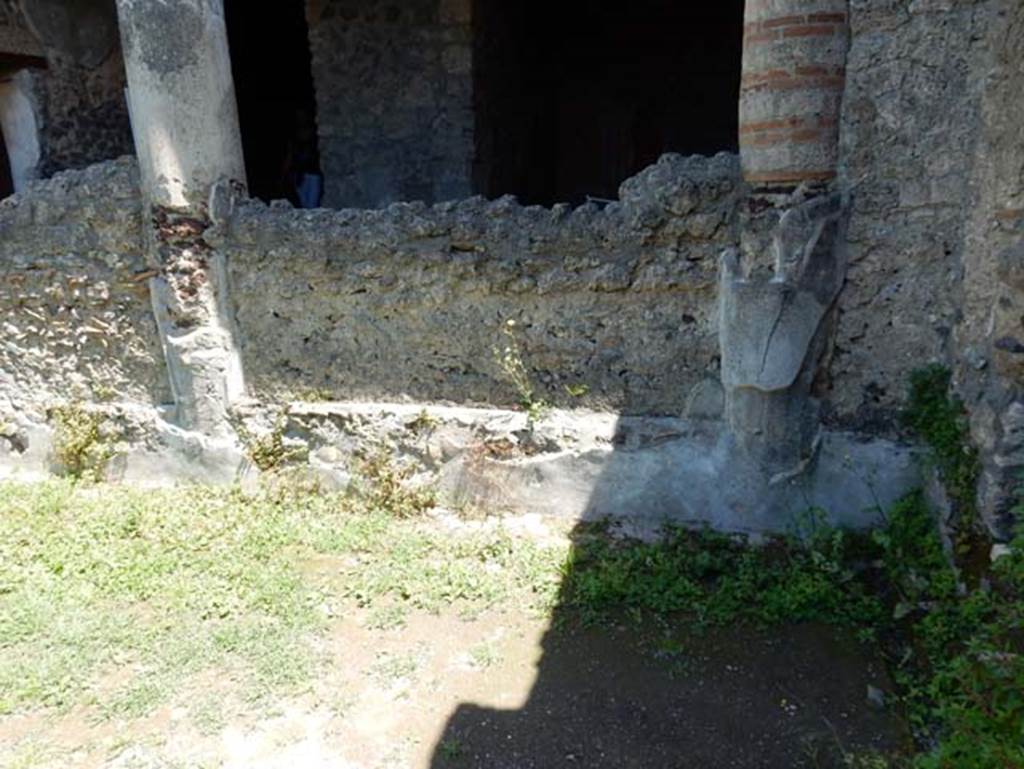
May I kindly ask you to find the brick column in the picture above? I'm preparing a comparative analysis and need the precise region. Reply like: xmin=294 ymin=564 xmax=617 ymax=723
xmin=739 ymin=0 xmax=849 ymax=186
xmin=116 ymin=0 xmax=247 ymax=438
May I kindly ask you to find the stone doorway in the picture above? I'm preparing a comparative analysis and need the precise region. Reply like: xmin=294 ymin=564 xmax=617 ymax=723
xmin=224 ymin=0 xmax=322 ymax=206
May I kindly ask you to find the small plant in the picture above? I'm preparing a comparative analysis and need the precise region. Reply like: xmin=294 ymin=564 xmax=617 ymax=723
xmin=49 ymin=402 xmax=113 ymax=481
xmin=406 ymin=408 xmax=440 ymax=434
xmin=437 ymin=737 xmax=464 ymax=761
xmin=468 ymin=641 xmax=503 ymax=670
xmin=493 ymin=319 xmax=549 ymax=426
xmin=91 ymin=382 xmax=118 ymax=402
xmin=904 ymin=365 xmax=980 ymax=519
xmin=652 ymin=636 xmax=692 ymax=679
xmin=238 ymin=416 xmax=307 ymax=473
xmin=366 ymin=603 xmax=409 ymax=631
xmin=870 ymin=491 xmax=1023 ymax=769
xmin=189 ymin=696 xmax=227 ymax=737
xmin=355 ymin=443 xmax=436 ymax=517
xmin=287 ymin=386 xmax=334 ymax=403
xmin=367 ymin=651 xmax=419 ymax=686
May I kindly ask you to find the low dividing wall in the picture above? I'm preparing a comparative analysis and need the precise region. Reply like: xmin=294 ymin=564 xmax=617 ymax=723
xmin=0 ymin=158 xmax=168 ymax=458
xmin=0 ymin=153 xmax=923 ymax=533
xmin=216 ymin=153 xmax=741 ymax=415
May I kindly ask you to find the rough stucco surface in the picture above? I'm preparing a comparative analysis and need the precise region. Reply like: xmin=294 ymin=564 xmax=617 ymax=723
xmin=26 ymin=46 xmax=133 ymax=178
xmin=0 ymin=157 xmax=169 ymax=424
xmin=832 ymin=0 xmax=987 ymax=431
xmin=215 ymin=153 xmax=741 ymax=414
xmin=0 ymin=0 xmax=43 ymax=58
xmin=955 ymin=0 xmax=1024 ymax=535
xmin=831 ymin=0 xmax=1023 ymax=533
xmin=306 ymin=0 xmax=474 ymax=209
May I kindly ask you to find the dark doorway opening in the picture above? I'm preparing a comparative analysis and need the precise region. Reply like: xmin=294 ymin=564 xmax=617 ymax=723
xmin=224 ymin=1 xmax=321 ymax=206
xmin=0 ymin=128 xmax=13 ymax=199
xmin=473 ymin=0 xmax=744 ymax=206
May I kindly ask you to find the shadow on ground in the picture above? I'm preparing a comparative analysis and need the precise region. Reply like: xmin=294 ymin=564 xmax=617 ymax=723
xmin=430 ymin=420 xmax=907 ymax=769
xmin=429 ymin=584 xmax=902 ymax=767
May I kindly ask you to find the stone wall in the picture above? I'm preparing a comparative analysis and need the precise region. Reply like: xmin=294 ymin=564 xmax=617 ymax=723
xmin=956 ymin=0 xmax=1024 ymax=536
xmin=306 ymin=0 xmax=474 ymax=209
xmin=831 ymin=0 xmax=1024 ymax=533
xmin=24 ymin=48 xmax=132 ymax=177
xmin=0 ymin=0 xmax=1021 ymax=532
xmin=0 ymin=0 xmax=43 ymax=59
xmin=0 ymin=0 xmax=133 ymax=182
xmin=216 ymin=153 xmax=741 ymax=414
xmin=0 ymin=157 xmax=169 ymax=427
xmin=831 ymin=0 xmax=984 ymax=431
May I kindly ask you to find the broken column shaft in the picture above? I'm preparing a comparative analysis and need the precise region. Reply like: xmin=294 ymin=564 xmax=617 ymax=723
xmin=721 ymin=0 xmax=851 ymax=481
xmin=115 ymin=0 xmax=246 ymax=437
xmin=739 ymin=0 xmax=849 ymax=186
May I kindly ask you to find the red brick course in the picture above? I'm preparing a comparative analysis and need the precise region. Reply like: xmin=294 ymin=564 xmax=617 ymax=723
xmin=743 ymin=169 xmax=837 ymax=184
xmin=742 ymin=11 xmax=847 ymax=47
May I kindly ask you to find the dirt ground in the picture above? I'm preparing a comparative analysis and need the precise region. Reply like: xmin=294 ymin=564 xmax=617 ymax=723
xmin=1 ymin=603 xmax=904 ymax=769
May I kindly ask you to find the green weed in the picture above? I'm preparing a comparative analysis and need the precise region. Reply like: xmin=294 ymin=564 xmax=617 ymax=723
xmin=559 ymin=525 xmax=882 ymax=632
xmin=49 ymin=402 xmax=113 ymax=480
xmin=468 ymin=641 xmax=503 ymax=670
xmin=437 ymin=737 xmax=464 ymax=761
xmin=237 ymin=416 xmax=307 ymax=473
xmin=904 ymin=366 xmax=980 ymax=520
xmin=353 ymin=443 xmax=437 ymax=517
xmin=870 ymin=492 xmax=1022 ymax=769
xmin=368 ymin=651 xmax=419 ymax=686
xmin=493 ymin=319 xmax=550 ymax=426
xmin=366 ymin=603 xmax=409 ymax=631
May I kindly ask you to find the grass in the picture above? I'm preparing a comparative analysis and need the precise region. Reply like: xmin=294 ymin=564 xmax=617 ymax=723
xmin=0 ymin=471 xmax=1020 ymax=768
xmin=0 ymin=479 xmax=563 ymax=719
xmin=559 ymin=522 xmax=884 ymax=634
xmin=468 ymin=641 xmax=503 ymax=670
xmin=368 ymin=650 xmax=420 ymax=686
xmin=881 ymin=495 xmax=1024 ymax=769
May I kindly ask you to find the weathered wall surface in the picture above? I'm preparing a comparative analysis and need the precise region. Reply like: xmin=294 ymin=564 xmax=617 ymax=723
xmin=306 ymin=0 xmax=474 ymax=209
xmin=0 ymin=0 xmax=1020 ymax=531
xmin=956 ymin=0 xmax=1024 ymax=535
xmin=1 ymin=0 xmax=133 ymax=181
xmin=831 ymin=0 xmax=988 ymax=431
xmin=27 ymin=48 xmax=133 ymax=177
xmin=216 ymin=153 xmax=741 ymax=414
xmin=828 ymin=0 xmax=1024 ymax=533
xmin=0 ymin=0 xmax=42 ymax=59
xmin=0 ymin=157 xmax=169 ymax=426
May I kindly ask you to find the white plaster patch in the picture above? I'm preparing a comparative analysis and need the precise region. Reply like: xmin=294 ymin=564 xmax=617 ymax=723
xmin=0 ymin=72 xmax=41 ymax=192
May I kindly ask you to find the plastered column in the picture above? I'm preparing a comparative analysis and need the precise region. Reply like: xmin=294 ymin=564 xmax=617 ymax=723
xmin=115 ymin=0 xmax=246 ymax=438
xmin=0 ymin=73 xmax=41 ymax=192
